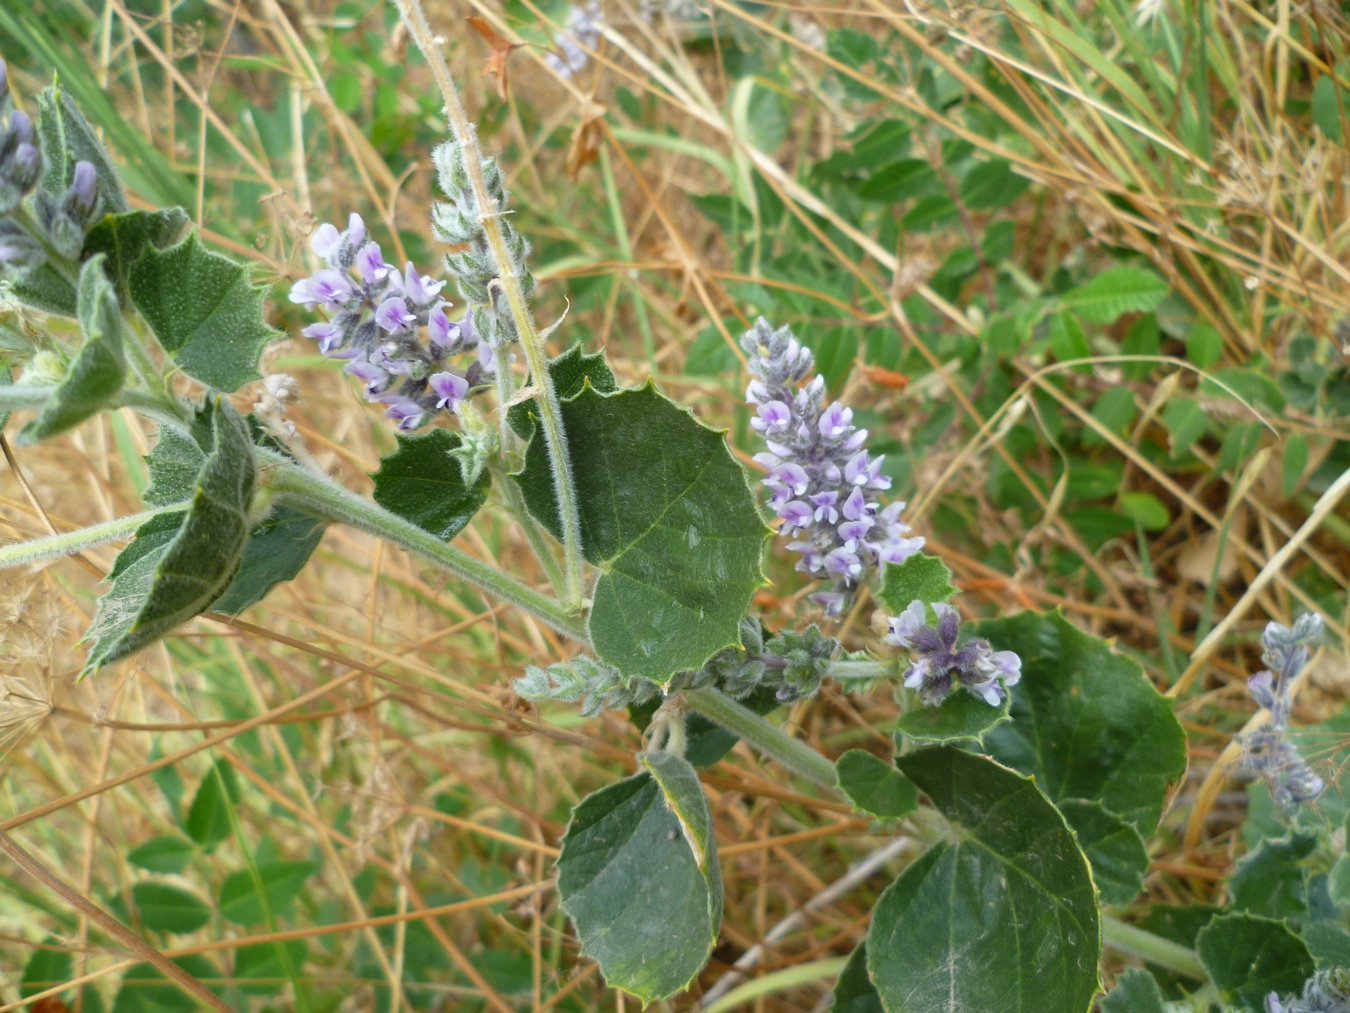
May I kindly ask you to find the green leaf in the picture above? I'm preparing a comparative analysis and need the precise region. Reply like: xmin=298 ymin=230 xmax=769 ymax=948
xmin=1119 ymin=491 xmax=1171 ymax=532
xmin=370 ymin=429 xmax=490 ymax=542
xmin=517 ymin=380 xmax=769 ymax=684
xmin=143 ymin=426 xmax=208 ymax=507
xmin=81 ymin=208 xmax=190 ymax=304
xmin=112 ymin=956 xmax=221 ymax=1013
xmin=36 ymin=84 xmax=129 ymax=213
xmin=1162 ymin=399 xmax=1208 ymax=454
xmin=1229 ymin=832 xmax=1318 ymax=920
xmin=234 ymin=940 xmax=307 ymax=996
xmin=9 ymin=262 xmax=77 ymax=318
xmin=22 ymin=941 xmax=72 ymax=998
xmin=830 ymin=942 xmax=883 ymax=1013
xmin=127 ymin=836 xmax=196 ymax=875
xmin=855 ymin=159 xmax=937 ymax=203
xmin=131 ymin=882 xmax=210 ymax=934
xmin=1196 ymin=913 xmax=1313 ymax=1011
xmin=960 ymin=158 xmax=1028 ymax=210
xmin=835 ymin=749 xmax=918 ymax=820
xmin=1185 ymin=323 xmax=1223 ymax=369
xmin=1303 ymin=921 xmax=1350 ymax=969
xmin=1099 ymin=968 xmax=1166 ymax=1013
xmin=1049 ymin=310 xmax=1092 ymax=367
xmin=902 ymin=194 xmax=959 ymax=233
xmin=184 ymin=760 xmax=239 ymax=848
xmin=875 ymin=552 xmax=958 ymax=615
xmin=1283 ymin=433 xmax=1309 ymax=499
xmin=1058 ymin=799 xmax=1148 ymax=906
xmin=508 ymin=342 xmax=617 ymax=440
xmin=894 ymin=689 xmax=1011 ymax=744
xmin=979 ymin=610 xmax=1187 ymax=835
xmin=219 ymin=861 xmax=315 ymax=926
xmin=1314 ymin=75 xmax=1346 ymax=144
xmin=1060 ymin=266 xmax=1170 ymax=324
xmin=83 ymin=396 xmax=256 ymax=672
xmin=556 ymin=751 xmax=723 ymax=1003
xmin=867 ymin=747 xmax=1100 ymax=1013
xmin=212 ymin=506 xmax=325 ymax=615
xmin=18 ymin=255 xmax=125 ymax=445
xmin=129 ymin=232 xmax=280 ymax=392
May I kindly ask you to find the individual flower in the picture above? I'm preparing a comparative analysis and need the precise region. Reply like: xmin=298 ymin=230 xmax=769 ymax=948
xmin=742 ymin=317 xmax=923 ymax=614
xmin=885 ymin=600 xmax=1021 ymax=707
xmin=0 ymin=103 xmax=42 ymax=214
xmin=37 ymin=159 xmax=102 ymax=258
xmin=1242 ymin=614 xmax=1326 ymax=810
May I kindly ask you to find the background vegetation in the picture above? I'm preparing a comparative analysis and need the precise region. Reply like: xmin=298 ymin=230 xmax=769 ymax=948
xmin=2 ymin=0 xmax=1350 ymax=1008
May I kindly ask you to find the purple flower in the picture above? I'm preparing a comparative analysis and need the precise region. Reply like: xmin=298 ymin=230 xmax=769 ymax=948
xmin=302 ymin=320 xmax=344 ymax=354
xmin=356 ymin=241 xmax=391 ymax=284
xmin=344 ymin=358 xmax=390 ymax=397
xmin=311 ymin=222 xmax=341 ymax=259
xmin=70 ymin=161 xmax=98 ymax=213
xmin=429 ymin=371 xmax=469 ymax=410
xmin=378 ymin=395 xmax=426 ymax=430
xmin=741 ymin=317 xmax=922 ymax=615
xmin=885 ymin=600 xmax=1020 ymax=708
xmin=290 ymin=269 xmax=353 ymax=309
xmin=375 ymin=297 xmax=416 ymax=333
xmin=779 ymin=500 xmax=814 ymax=531
xmin=10 ymin=111 xmax=32 ymax=145
xmin=1242 ymin=615 xmax=1326 ymax=809
xmin=401 ymin=263 xmax=446 ymax=306
xmin=345 ymin=212 xmax=366 ymax=250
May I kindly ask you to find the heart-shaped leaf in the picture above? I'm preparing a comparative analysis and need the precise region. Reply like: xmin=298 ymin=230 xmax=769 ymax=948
xmin=370 ymin=428 xmax=490 ymax=542
xmin=556 ymin=750 xmax=722 ymax=1003
xmin=1196 ymin=913 xmax=1313 ymax=1011
xmin=517 ymin=380 xmax=769 ymax=683
xmin=129 ymin=231 xmax=279 ymax=392
xmin=83 ymin=396 xmax=255 ymax=673
xmin=867 ymin=746 xmax=1100 ymax=1013
xmin=19 ymin=255 xmax=124 ymax=444
xmin=979 ymin=610 xmax=1186 ymax=834
xmin=1229 ymin=831 xmax=1318 ymax=921
xmin=876 ymin=552 xmax=958 ymax=615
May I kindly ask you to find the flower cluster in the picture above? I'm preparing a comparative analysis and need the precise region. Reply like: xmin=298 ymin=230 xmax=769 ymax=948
xmin=0 ymin=60 xmax=102 ymax=274
xmin=742 ymin=317 xmax=923 ymax=614
xmin=886 ymin=600 xmax=1021 ymax=707
xmin=289 ymin=213 xmax=491 ymax=430
xmin=1242 ymin=613 xmax=1326 ymax=810
xmin=545 ymin=1 xmax=603 ymax=79
xmin=1268 ymin=968 xmax=1350 ymax=1013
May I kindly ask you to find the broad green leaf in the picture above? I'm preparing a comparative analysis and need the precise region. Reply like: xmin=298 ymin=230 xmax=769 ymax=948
xmin=83 ymin=396 xmax=256 ymax=672
xmin=517 ymin=380 xmax=769 ymax=683
xmin=902 ymin=194 xmax=959 ymax=233
xmin=131 ymin=882 xmax=210 ymax=934
xmin=831 ymin=942 xmax=883 ymax=1013
xmin=233 ymin=940 xmax=307 ymax=995
xmin=19 ymin=255 xmax=124 ymax=445
xmin=370 ymin=429 xmax=490 ymax=542
xmin=1049 ymin=311 xmax=1092 ymax=367
xmin=212 ymin=506 xmax=325 ymax=615
xmin=1060 ymin=266 xmax=1169 ymax=324
xmin=835 ymin=749 xmax=918 ymax=820
xmin=36 ymin=84 xmax=129 ymax=212
xmin=1229 ymin=831 xmax=1317 ymax=920
xmin=129 ymin=232 xmax=280 ymax=392
xmin=894 ymin=689 xmax=1010 ymax=744
xmin=875 ymin=553 xmax=958 ymax=615
xmin=867 ymin=747 xmax=1100 ymax=1013
xmin=1185 ymin=323 xmax=1223 ymax=369
xmin=508 ymin=342 xmax=617 ymax=440
xmin=112 ymin=956 xmax=221 ymax=1013
xmin=1119 ymin=491 xmax=1170 ymax=532
xmin=82 ymin=208 xmax=190 ymax=303
xmin=21 ymin=940 xmax=72 ymax=997
xmin=556 ymin=751 xmax=723 ymax=1003
xmin=1099 ymin=968 xmax=1166 ymax=1013
xmin=1196 ymin=913 xmax=1313 ymax=1011
xmin=979 ymin=610 xmax=1187 ymax=834
xmin=219 ymin=860 xmax=315 ymax=926
xmin=960 ymin=158 xmax=1028 ymax=210
xmin=1304 ymin=921 xmax=1350 ymax=969
xmin=185 ymin=760 xmax=240 ymax=848
xmin=127 ymin=836 xmax=195 ymax=875
xmin=855 ymin=159 xmax=936 ymax=203
xmin=1058 ymin=799 xmax=1148 ymax=906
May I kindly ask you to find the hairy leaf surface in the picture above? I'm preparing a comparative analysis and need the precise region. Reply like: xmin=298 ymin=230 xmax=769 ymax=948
xmin=19 ymin=255 xmax=125 ymax=444
xmin=36 ymin=83 xmax=129 ymax=212
xmin=867 ymin=746 xmax=1100 ymax=1013
xmin=82 ymin=208 xmax=189 ymax=302
xmin=894 ymin=689 xmax=1010 ymax=744
xmin=979 ymin=610 xmax=1186 ymax=834
xmin=129 ymin=232 xmax=279 ymax=391
xmin=835 ymin=749 xmax=918 ymax=820
xmin=508 ymin=342 xmax=616 ymax=440
xmin=876 ymin=552 xmax=958 ymax=614
xmin=1196 ymin=913 xmax=1313 ymax=1011
xmin=371 ymin=428 xmax=490 ymax=541
xmin=1099 ymin=969 xmax=1166 ymax=1013
xmin=1058 ymin=799 xmax=1148 ymax=906
xmin=556 ymin=751 xmax=722 ymax=1003
xmin=518 ymin=380 xmax=769 ymax=683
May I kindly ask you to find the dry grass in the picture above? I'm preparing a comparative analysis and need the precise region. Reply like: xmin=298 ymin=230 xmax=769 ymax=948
xmin=2 ymin=0 xmax=1350 ymax=1009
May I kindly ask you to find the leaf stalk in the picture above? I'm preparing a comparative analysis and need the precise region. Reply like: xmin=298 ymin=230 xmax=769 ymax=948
xmin=685 ymin=687 xmax=840 ymax=793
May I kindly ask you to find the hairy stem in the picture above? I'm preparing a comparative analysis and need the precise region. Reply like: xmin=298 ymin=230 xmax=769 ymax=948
xmin=0 ymin=382 xmax=191 ymax=430
xmin=265 ymin=455 xmax=589 ymax=643
xmin=828 ymin=659 xmax=896 ymax=680
xmin=0 ymin=507 xmax=175 ymax=570
xmin=1101 ymin=915 xmax=1208 ymax=981
xmin=685 ymin=687 xmax=840 ymax=793
xmin=388 ymin=0 xmax=586 ymax=610
xmin=493 ymin=460 xmax=567 ymax=597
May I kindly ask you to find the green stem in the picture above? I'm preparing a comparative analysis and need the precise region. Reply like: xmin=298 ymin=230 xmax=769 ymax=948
xmin=265 ymin=455 xmax=589 ymax=643
xmin=0 ymin=383 xmax=190 ymax=430
xmin=0 ymin=384 xmax=55 ymax=412
xmin=0 ymin=507 xmax=174 ymax=569
xmin=389 ymin=0 xmax=587 ymax=612
xmin=828 ymin=659 xmax=895 ymax=680
xmin=1101 ymin=915 xmax=1208 ymax=981
xmin=702 ymin=958 xmax=848 ymax=1013
xmin=493 ymin=461 xmax=567 ymax=598
xmin=685 ymin=688 xmax=840 ymax=793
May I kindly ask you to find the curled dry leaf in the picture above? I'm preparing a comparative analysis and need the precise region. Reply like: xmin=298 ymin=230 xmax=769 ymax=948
xmin=467 ymin=16 xmax=523 ymax=101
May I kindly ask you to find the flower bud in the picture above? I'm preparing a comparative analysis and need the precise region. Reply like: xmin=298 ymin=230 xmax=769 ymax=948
xmin=70 ymin=160 xmax=98 ymax=214
xmin=9 ymin=110 xmax=31 ymax=146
